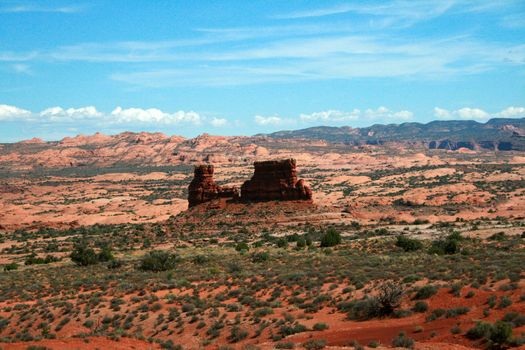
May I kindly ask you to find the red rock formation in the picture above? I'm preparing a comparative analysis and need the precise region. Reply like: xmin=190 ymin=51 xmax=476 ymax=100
xmin=240 ymin=159 xmax=312 ymax=202
xmin=188 ymin=165 xmax=239 ymax=207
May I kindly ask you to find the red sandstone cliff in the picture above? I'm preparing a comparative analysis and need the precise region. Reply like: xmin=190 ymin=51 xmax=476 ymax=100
xmin=187 ymin=159 xmax=312 ymax=208
xmin=187 ymin=165 xmax=239 ymax=207
xmin=240 ymin=159 xmax=312 ymax=202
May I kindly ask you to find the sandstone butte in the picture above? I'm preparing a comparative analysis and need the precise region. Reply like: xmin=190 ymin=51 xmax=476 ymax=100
xmin=187 ymin=158 xmax=313 ymax=208
xmin=187 ymin=164 xmax=239 ymax=207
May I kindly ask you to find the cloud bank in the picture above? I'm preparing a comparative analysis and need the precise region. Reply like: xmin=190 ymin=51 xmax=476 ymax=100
xmin=434 ymin=106 xmax=525 ymax=120
xmin=0 ymin=104 xmax=211 ymax=126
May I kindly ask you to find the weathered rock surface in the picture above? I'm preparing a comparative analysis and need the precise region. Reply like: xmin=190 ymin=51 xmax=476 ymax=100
xmin=187 ymin=165 xmax=239 ymax=207
xmin=240 ymin=159 xmax=312 ymax=202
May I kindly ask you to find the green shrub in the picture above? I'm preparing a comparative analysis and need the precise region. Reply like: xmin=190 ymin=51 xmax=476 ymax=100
xmin=414 ymin=285 xmax=438 ymax=300
xmin=489 ymin=321 xmax=513 ymax=346
xmin=412 ymin=301 xmax=428 ymax=313
xmin=24 ymin=253 xmax=60 ymax=265
xmin=313 ymin=323 xmax=328 ymax=331
xmin=429 ymin=233 xmax=461 ymax=255
xmin=296 ymin=237 xmax=307 ymax=248
xmin=107 ymin=259 xmax=122 ymax=269
xmin=3 ymin=262 xmax=18 ymax=271
xmin=97 ymin=245 xmax=114 ymax=262
xmin=139 ymin=250 xmax=177 ymax=272
xmin=235 ymin=242 xmax=249 ymax=252
xmin=251 ymin=251 xmax=270 ymax=263
xmin=391 ymin=332 xmax=414 ymax=348
xmin=303 ymin=339 xmax=326 ymax=350
xmin=279 ymin=323 xmax=307 ymax=336
xmin=320 ymin=228 xmax=341 ymax=247
xmin=228 ymin=325 xmax=248 ymax=343
xmin=502 ymin=312 xmax=525 ymax=327
xmin=376 ymin=282 xmax=404 ymax=315
xmin=498 ymin=296 xmax=512 ymax=309
xmin=396 ymin=236 xmax=423 ymax=252
xmin=466 ymin=322 xmax=493 ymax=340
xmin=70 ymin=242 xmax=98 ymax=266
xmin=276 ymin=238 xmax=288 ymax=248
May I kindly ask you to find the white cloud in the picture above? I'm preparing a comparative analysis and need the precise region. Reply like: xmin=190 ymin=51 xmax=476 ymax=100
xmin=456 ymin=107 xmax=489 ymax=120
xmin=0 ymin=105 xmax=213 ymax=126
xmin=210 ymin=117 xmax=227 ymax=127
xmin=0 ymin=104 xmax=32 ymax=120
xmin=300 ymin=107 xmax=413 ymax=123
xmin=40 ymin=106 xmax=102 ymax=121
xmin=434 ymin=106 xmax=525 ymax=120
xmin=496 ymin=106 xmax=525 ymax=118
xmin=433 ymin=107 xmax=451 ymax=119
xmin=300 ymin=109 xmax=361 ymax=122
xmin=255 ymin=115 xmax=282 ymax=126
xmin=364 ymin=106 xmax=414 ymax=120
xmin=110 ymin=107 xmax=202 ymax=125
xmin=254 ymin=115 xmax=295 ymax=126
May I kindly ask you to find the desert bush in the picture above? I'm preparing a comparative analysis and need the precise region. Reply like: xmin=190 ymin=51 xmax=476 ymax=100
xmin=303 ymin=339 xmax=326 ymax=350
xmin=396 ymin=236 xmax=423 ymax=252
xmin=97 ymin=245 xmax=114 ymax=262
xmin=253 ymin=307 xmax=273 ymax=317
xmin=445 ymin=307 xmax=470 ymax=318
xmin=107 ymin=259 xmax=122 ymax=269
xmin=376 ymin=282 xmax=404 ymax=315
xmin=313 ymin=323 xmax=328 ymax=331
xmin=320 ymin=228 xmax=341 ymax=247
xmin=489 ymin=321 xmax=513 ymax=346
xmin=279 ymin=323 xmax=307 ymax=336
xmin=235 ymin=242 xmax=249 ymax=252
xmin=498 ymin=296 xmax=512 ymax=309
xmin=192 ymin=254 xmax=208 ymax=264
xmin=139 ymin=250 xmax=177 ymax=272
xmin=296 ymin=237 xmax=307 ymax=248
xmin=428 ymin=233 xmax=462 ymax=255
xmin=391 ymin=332 xmax=414 ymax=348
xmin=3 ymin=262 xmax=18 ymax=271
xmin=70 ymin=242 xmax=98 ymax=266
xmin=24 ymin=253 xmax=60 ymax=265
xmin=206 ymin=320 xmax=224 ymax=338
xmin=414 ymin=285 xmax=438 ymax=300
xmin=466 ymin=321 xmax=493 ymax=340
xmin=412 ymin=301 xmax=428 ymax=313
xmin=347 ymin=298 xmax=380 ymax=320
xmin=228 ymin=325 xmax=248 ymax=343
xmin=502 ymin=312 xmax=525 ymax=327
xmin=276 ymin=238 xmax=288 ymax=248
xmin=251 ymin=252 xmax=270 ymax=263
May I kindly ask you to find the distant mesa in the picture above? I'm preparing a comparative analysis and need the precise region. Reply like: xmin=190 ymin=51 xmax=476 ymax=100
xmin=187 ymin=158 xmax=312 ymax=208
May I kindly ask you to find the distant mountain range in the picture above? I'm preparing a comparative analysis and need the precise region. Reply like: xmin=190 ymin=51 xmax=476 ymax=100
xmin=262 ymin=118 xmax=525 ymax=151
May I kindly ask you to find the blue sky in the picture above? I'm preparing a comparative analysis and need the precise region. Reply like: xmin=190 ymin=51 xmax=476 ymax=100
xmin=0 ymin=0 xmax=524 ymax=142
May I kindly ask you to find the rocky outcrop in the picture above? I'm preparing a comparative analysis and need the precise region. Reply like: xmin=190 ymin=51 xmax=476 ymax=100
xmin=188 ymin=165 xmax=239 ymax=207
xmin=187 ymin=159 xmax=313 ymax=207
xmin=240 ymin=159 xmax=312 ymax=202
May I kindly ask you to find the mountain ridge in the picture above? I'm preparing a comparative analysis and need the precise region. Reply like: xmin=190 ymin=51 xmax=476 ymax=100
xmin=261 ymin=117 xmax=525 ymax=150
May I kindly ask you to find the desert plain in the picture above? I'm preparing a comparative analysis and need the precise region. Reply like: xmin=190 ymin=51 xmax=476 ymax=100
xmin=0 ymin=132 xmax=523 ymax=350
